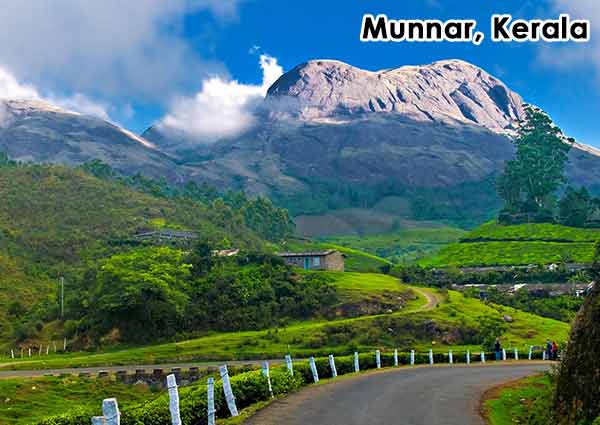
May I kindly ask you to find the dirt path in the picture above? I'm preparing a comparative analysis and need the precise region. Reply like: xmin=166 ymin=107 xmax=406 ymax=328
xmin=412 ymin=286 xmax=441 ymax=311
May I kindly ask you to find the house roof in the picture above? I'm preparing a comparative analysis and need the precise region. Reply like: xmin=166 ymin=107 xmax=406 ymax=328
xmin=277 ymin=250 xmax=338 ymax=257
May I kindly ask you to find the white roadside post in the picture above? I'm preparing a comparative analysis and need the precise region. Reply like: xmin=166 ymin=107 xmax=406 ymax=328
xmin=528 ymin=346 xmax=533 ymax=360
xmin=10 ymin=349 xmax=14 ymax=360
xmin=46 ymin=345 xmax=49 ymax=355
xmin=448 ymin=350 xmax=453 ymax=364
xmin=167 ymin=374 xmax=182 ymax=425
xmin=103 ymin=398 xmax=120 ymax=425
xmin=410 ymin=350 xmax=415 ymax=366
xmin=219 ymin=365 xmax=239 ymax=417
xmin=309 ymin=357 xmax=319 ymax=383
xmin=28 ymin=348 xmax=31 ymax=357
xmin=354 ymin=352 xmax=360 ymax=373
xmin=262 ymin=361 xmax=273 ymax=398
xmin=285 ymin=354 xmax=294 ymax=376
xmin=543 ymin=351 xmax=547 ymax=361
xmin=514 ymin=348 xmax=519 ymax=361
xmin=329 ymin=354 xmax=337 ymax=378
xmin=502 ymin=349 xmax=507 ymax=361
xmin=481 ymin=352 xmax=486 ymax=363
xmin=207 ymin=377 xmax=216 ymax=425
xmin=428 ymin=349 xmax=434 ymax=365
xmin=466 ymin=350 xmax=471 ymax=365
xmin=376 ymin=350 xmax=381 ymax=369
xmin=394 ymin=349 xmax=399 ymax=367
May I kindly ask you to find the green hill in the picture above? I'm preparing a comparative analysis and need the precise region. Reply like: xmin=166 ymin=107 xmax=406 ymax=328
xmin=421 ymin=222 xmax=600 ymax=267
xmin=0 ymin=163 xmax=268 ymax=348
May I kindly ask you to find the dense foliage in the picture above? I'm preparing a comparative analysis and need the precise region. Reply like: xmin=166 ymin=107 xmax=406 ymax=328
xmin=553 ymin=244 xmax=600 ymax=424
xmin=498 ymin=105 xmax=573 ymax=224
xmin=69 ymin=246 xmax=338 ymax=344
xmin=463 ymin=287 xmax=583 ymax=323
xmin=81 ymin=160 xmax=295 ymax=242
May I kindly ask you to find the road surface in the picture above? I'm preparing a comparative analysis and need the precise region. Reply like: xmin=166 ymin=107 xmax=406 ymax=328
xmin=246 ymin=363 xmax=549 ymax=425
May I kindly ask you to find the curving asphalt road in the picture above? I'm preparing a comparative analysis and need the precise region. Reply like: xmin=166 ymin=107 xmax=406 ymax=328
xmin=246 ymin=363 xmax=549 ymax=425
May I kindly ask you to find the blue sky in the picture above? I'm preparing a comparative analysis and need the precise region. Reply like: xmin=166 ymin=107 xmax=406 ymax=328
xmin=0 ymin=1 xmax=597 ymax=146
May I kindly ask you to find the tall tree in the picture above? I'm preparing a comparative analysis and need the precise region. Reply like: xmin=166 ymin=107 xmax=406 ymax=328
xmin=498 ymin=105 xmax=573 ymax=221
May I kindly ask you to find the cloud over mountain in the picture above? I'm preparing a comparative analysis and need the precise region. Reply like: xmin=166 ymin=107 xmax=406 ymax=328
xmin=156 ymin=54 xmax=284 ymax=143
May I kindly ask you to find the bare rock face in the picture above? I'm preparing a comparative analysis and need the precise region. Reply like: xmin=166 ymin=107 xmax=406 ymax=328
xmin=0 ymin=99 xmax=181 ymax=181
xmin=266 ymin=59 xmax=525 ymax=132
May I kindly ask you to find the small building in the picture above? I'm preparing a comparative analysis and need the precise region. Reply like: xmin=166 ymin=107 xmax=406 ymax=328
xmin=277 ymin=250 xmax=345 ymax=272
xmin=134 ymin=229 xmax=198 ymax=247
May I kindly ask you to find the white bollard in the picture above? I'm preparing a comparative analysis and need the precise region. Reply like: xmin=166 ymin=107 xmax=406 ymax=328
xmin=10 ymin=349 xmax=14 ymax=360
xmin=285 ymin=354 xmax=293 ymax=376
xmin=219 ymin=365 xmax=239 ymax=417
xmin=481 ymin=352 xmax=486 ymax=363
xmin=410 ymin=350 xmax=415 ymax=365
xmin=28 ymin=348 xmax=31 ymax=357
xmin=429 ymin=349 xmax=434 ymax=365
xmin=528 ymin=346 xmax=533 ymax=360
xmin=207 ymin=377 xmax=216 ymax=425
xmin=514 ymin=348 xmax=519 ymax=361
xmin=167 ymin=374 xmax=182 ymax=425
xmin=466 ymin=350 xmax=471 ymax=365
xmin=102 ymin=398 xmax=120 ymax=425
xmin=262 ymin=361 xmax=273 ymax=397
xmin=376 ymin=350 xmax=381 ymax=369
xmin=46 ymin=345 xmax=49 ymax=355
xmin=502 ymin=348 xmax=507 ymax=361
xmin=354 ymin=352 xmax=360 ymax=373
xmin=394 ymin=349 xmax=398 ymax=367
xmin=449 ymin=350 xmax=453 ymax=364
xmin=309 ymin=357 xmax=319 ymax=383
xmin=329 ymin=354 xmax=337 ymax=378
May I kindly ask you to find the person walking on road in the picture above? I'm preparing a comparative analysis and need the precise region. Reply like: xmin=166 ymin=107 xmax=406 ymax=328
xmin=546 ymin=340 xmax=553 ymax=360
xmin=551 ymin=341 xmax=559 ymax=360
xmin=495 ymin=338 xmax=502 ymax=361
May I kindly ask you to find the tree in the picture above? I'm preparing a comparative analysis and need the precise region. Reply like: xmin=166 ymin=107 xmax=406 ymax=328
xmin=558 ymin=186 xmax=591 ymax=227
xmin=498 ymin=105 xmax=573 ymax=223
xmin=91 ymin=247 xmax=191 ymax=342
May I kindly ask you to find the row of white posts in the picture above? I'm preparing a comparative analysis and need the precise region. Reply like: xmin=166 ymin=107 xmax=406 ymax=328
xmin=8 ymin=338 xmax=68 ymax=360
xmin=90 ymin=346 xmax=544 ymax=424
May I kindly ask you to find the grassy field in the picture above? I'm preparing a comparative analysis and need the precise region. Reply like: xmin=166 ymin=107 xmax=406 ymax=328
xmin=421 ymin=223 xmax=600 ymax=267
xmin=0 ymin=288 xmax=568 ymax=371
xmin=421 ymin=241 xmax=595 ymax=267
xmin=484 ymin=374 xmax=552 ymax=425
xmin=321 ymin=227 xmax=466 ymax=264
xmin=0 ymin=375 xmax=159 ymax=425
xmin=464 ymin=222 xmax=600 ymax=242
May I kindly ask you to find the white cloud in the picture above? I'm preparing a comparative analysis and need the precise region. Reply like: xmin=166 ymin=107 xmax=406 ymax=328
xmin=0 ymin=1 xmax=242 ymax=103
xmin=540 ymin=1 xmax=600 ymax=81
xmin=0 ymin=65 xmax=110 ymax=121
xmin=159 ymin=54 xmax=284 ymax=142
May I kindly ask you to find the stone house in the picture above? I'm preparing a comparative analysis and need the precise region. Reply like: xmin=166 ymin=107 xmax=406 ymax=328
xmin=277 ymin=250 xmax=345 ymax=271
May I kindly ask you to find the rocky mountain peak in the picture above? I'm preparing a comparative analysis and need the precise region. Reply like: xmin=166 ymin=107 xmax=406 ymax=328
xmin=266 ymin=58 xmax=525 ymax=132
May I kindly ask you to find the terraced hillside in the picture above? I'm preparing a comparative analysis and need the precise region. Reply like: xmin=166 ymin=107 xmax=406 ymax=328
xmin=421 ymin=223 xmax=600 ymax=267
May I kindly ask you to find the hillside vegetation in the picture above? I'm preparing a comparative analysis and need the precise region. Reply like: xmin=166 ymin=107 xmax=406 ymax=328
xmin=421 ymin=222 xmax=600 ymax=267
xmin=0 ymin=288 xmax=569 ymax=371
xmin=0 ymin=161 xmax=296 ymax=348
